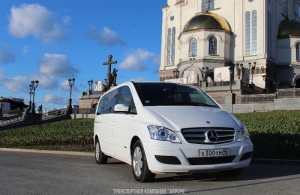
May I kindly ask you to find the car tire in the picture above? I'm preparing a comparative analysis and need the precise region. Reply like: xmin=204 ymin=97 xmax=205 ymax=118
xmin=131 ymin=140 xmax=155 ymax=182
xmin=220 ymin=168 xmax=243 ymax=177
xmin=95 ymin=139 xmax=108 ymax=164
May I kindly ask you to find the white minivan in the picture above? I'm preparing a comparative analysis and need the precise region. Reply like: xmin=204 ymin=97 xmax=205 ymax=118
xmin=94 ymin=81 xmax=253 ymax=182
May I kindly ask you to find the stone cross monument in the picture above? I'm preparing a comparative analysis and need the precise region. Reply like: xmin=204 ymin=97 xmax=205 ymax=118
xmin=102 ymin=55 xmax=118 ymax=92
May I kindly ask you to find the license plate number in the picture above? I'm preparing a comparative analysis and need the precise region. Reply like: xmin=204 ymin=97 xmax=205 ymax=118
xmin=198 ymin=149 xmax=229 ymax=157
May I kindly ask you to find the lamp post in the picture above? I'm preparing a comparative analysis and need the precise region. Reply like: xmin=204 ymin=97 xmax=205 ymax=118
xmin=251 ymin=62 xmax=256 ymax=84
xmin=0 ymin=96 xmax=3 ymax=117
xmin=68 ymin=78 xmax=75 ymax=114
xmin=202 ymin=67 xmax=209 ymax=87
xmin=88 ymin=79 xmax=93 ymax=94
xmin=228 ymin=65 xmax=234 ymax=93
xmin=30 ymin=80 xmax=39 ymax=114
xmin=28 ymin=83 xmax=33 ymax=112
xmin=274 ymin=80 xmax=279 ymax=99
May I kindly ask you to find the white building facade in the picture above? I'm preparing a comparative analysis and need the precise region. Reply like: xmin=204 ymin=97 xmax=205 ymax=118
xmin=159 ymin=0 xmax=300 ymax=92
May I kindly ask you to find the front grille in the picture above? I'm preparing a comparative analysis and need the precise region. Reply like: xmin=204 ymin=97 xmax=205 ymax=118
xmin=187 ymin=156 xmax=236 ymax=165
xmin=155 ymin=155 xmax=181 ymax=165
xmin=181 ymin=127 xmax=235 ymax=144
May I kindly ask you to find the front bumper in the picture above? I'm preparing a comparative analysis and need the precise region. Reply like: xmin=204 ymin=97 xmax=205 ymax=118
xmin=143 ymin=139 xmax=253 ymax=173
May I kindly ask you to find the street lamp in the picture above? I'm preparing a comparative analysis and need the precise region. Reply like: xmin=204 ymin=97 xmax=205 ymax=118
xmin=228 ymin=65 xmax=234 ymax=93
xmin=0 ymin=96 xmax=3 ymax=117
xmin=88 ymin=79 xmax=93 ymax=94
xmin=68 ymin=78 xmax=75 ymax=114
xmin=30 ymin=80 xmax=39 ymax=114
xmin=28 ymin=83 xmax=34 ymax=112
xmin=202 ymin=67 xmax=209 ymax=88
xmin=274 ymin=80 xmax=279 ymax=99
xmin=251 ymin=62 xmax=256 ymax=84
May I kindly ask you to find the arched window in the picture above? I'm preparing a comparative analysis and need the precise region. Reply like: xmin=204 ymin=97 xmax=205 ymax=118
xmin=296 ymin=43 xmax=300 ymax=62
xmin=283 ymin=0 xmax=288 ymax=17
xmin=245 ymin=11 xmax=251 ymax=56
xmin=252 ymin=10 xmax=257 ymax=55
xmin=245 ymin=10 xmax=257 ymax=56
xmin=209 ymin=36 xmax=217 ymax=55
xmin=171 ymin=27 xmax=176 ymax=65
xmin=189 ymin=38 xmax=197 ymax=56
xmin=166 ymin=27 xmax=176 ymax=66
xmin=167 ymin=28 xmax=171 ymax=65
xmin=201 ymin=0 xmax=214 ymax=12
xmin=268 ymin=11 xmax=272 ymax=58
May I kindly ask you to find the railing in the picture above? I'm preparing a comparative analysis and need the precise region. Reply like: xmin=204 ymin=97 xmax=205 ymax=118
xmin=238 ymin=94 xmax=275 ymax=104
xmin=1 ymin=109 xmax=24 ymax=117
xmin=207 ymin=81 xmax=236 ymax=87
xmin=0 ymin=115 xmax=24 ymax=126
xmin=42 ymin=108 xmax=67 ymax=120
xmin=278 ymin=88 xmax=300 ymax=98
xmin=72 ymin=108 xmax=96 ymax=114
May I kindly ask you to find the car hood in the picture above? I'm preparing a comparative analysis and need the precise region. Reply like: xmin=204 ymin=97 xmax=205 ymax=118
xmin=144 ymin=106 xmax=241 ymax=131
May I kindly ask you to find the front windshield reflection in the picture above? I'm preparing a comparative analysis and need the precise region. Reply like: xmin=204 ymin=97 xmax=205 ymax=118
xmin=134 ymin=82 xmax=219 ymax=107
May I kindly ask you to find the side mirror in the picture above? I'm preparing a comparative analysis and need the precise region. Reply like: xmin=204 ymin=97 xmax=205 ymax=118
xmin=114 ymin=104 xmax=129 ymax=113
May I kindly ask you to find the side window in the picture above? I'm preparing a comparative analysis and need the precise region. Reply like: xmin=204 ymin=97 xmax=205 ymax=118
xmin=117 ymin=86 xmax=137 ymax=114
xmin=96 ymin=88 xmax=120 ymax=115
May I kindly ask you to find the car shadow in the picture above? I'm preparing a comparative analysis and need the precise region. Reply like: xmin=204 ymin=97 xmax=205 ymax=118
xmin=153 ymin=162 xmax=300 ymax=183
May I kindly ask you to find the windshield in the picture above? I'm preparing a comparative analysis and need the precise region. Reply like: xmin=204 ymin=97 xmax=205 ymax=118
xmin=133 ymin=82 xmax=219 ymax=107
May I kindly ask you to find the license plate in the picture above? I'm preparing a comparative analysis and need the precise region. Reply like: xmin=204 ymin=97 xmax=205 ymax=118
xmin=198 ymin=149 xmax=229 ymax=157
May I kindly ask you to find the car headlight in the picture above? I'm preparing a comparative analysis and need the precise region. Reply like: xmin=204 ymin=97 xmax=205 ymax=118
xmin=237 ymin=126 xmax=250 ymax=142
xmin=147 ymin=125 xmax=181 ymax=144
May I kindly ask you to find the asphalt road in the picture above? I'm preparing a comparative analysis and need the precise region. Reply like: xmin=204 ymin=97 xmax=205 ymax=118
xmin=0 ymin=149 xmax=300 ymax=195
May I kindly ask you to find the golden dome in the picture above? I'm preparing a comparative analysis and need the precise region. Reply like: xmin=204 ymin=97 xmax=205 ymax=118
xmin=183 ymin=12 xmax=231 ymax=33
xmin=278 ymin=19 xmax=300 ymax=37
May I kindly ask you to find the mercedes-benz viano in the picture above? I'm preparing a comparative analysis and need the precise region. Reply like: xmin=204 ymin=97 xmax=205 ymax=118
xmin=94 ymin=81 xmax=253 ymax=182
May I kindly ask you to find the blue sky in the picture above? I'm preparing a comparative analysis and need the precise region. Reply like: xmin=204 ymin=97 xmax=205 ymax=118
xmin=0 ymin=0 xmax=166 ymax=111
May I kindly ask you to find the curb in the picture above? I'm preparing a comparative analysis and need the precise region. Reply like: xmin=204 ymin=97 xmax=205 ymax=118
xmin=1 ymin=148 xmax=300 ymax=165
xmin=0 ymin=148 xmax=94 ymax=157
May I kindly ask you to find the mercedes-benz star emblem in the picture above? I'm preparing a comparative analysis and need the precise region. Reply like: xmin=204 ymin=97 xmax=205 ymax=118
xmin=206 ymin=130 xmax=218 ymax=142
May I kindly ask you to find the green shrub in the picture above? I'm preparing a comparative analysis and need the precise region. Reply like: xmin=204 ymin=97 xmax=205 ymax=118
xmin=1 ymin=111 xmax=300 ymax=159
xmin=0 ymin=119 xmax=94 ymax=151
xmin=235 ymin=111 xmax=300 ymax=159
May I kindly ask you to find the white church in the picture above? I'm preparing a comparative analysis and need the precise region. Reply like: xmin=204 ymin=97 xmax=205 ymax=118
xmin=159 ymin=0 xmax=300 ymax=93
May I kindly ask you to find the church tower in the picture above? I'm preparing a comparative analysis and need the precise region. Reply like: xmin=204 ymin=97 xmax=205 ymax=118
xmin=160 ymin=0 xmax=300 ymax=91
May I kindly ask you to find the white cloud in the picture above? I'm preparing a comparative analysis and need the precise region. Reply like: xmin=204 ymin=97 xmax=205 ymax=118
xmin=31 ymin=75 xmax=58 ymax=90
xmin=1 ymin=75 xmax=28 ymax=92
xmin=8 ymin=4 xmax=69 ymax=43
xmin=0 ymin=48 xmax=15 ymax=64
xmin=43 ymin=94 xmax=68 ymax=105
xmin=0 ymin=74 xmax=58 ymax=93
xmin=61 ymin=79 xmax=78 ymax=92
xmin=119 ymin=49 xmax=159 ymax=71
xmin=83 ymin=26 xmax=125 ymax=46
xmin=38 ymin=53 xmax=80 ymax=78
xmin=23 ymin=46 xmax=29 ymax=54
